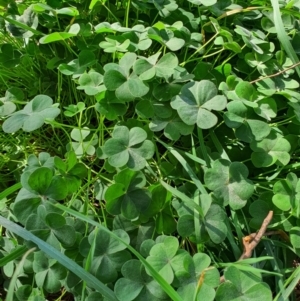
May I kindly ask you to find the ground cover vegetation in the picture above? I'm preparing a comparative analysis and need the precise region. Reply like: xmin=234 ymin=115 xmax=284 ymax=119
xmin=1 ymin=0 xmax=300 ymax=300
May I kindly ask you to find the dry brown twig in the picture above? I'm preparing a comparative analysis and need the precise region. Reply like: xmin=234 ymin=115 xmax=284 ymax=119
xmin=220 ymin=211 xmax=274 ymax=283
xmin=240 ymin=210 xmax=273 ymax=260
xmin=250 ymin=62 xmax=300 ymax=84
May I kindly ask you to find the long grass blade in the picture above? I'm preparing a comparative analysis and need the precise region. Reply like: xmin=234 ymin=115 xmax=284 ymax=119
xmin=6 ymin=247 xmax=36 ymax=301
xmin=270 ymin=0 xmax=300 ymax=78
xmin=0 ymin=245 xmax=27 ymax=267
xmin=157 ymin=138 xmax=207 ymax=194
xmin=0 ymin=183 xmax=22 ymax=200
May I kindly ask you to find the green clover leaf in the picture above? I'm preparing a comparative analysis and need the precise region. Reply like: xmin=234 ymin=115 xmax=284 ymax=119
xmin=58 ymin=50 xmax=96 ymax=78
xmin=21 ymin=167 xmax=68 ymax=200
xmin=256 ymin=77 xmax=299 ymax=96
xmin=79 ymin=228 xmax=131 ymax=283
xmin=64 ymin=102 xmax=86 ymax=117
xmin=249 ymin=192 xmax=296 ymax=231
xmin=103 ymin=53 xmax=149 ymax=102
xmin=250 ymin=130 xmax=291 ymax=167
xmin=149 ymin=111 xmax=194 ymax=140
xmin=114 ymin=259 xmax=168 ymax=301
xmin=174 ymin=194 xmax=227 ymax=244
xmin=105 ymin=168 xmax=152 ymax=220
xmin=290 ymin=227 xmax=300 ymax=249
xmin=272 ymin=173 xmax=300 ymax=212
xmin=99 ymin=36 xmax=130 ymax=53
xmin=204 ymin=159 xmax=254 ymax=210
xmin=146 ymin=236 xmax=189 ymax=284
xmin=224 ymin=100 xmax=270 ymax=142
xmin=177 ymin=253 xmax=220 ymax=301
xmin=26 ymin=211 xmax=76 ymax=248
xmin=95 ymin=91 xmax=127 ymax=120
xmin=33 ymin=251 xmax=67 ymax=293
xmin=2 ymin=95 xmax=60 ymax=133
xmin=13 ymin=166 xmax=69 ymax=224
xmin=103 ymin=126 xmax=154 ymax=170
xmin=216 ymin=266 xmax=272 ymax=301
xmin=147 ymin=22 xmax=185 ymax=51
xmin=171 ymin=80 xmax=227 ymax=129
xmin=133 ymin=52 xmax=178 ymax=80
xmin=77 ymin=71 xmax=106 ymax=96
xmin=122 ymin=25 xmax=152 ymax=52
xmin=145 ymin=184 xmax=176 ymax=234
xmin=54 ymin=152 xmax=87 ymax=194
xmin=254 ymin=97 xmax=277 ymax=121
xmin=188 ymin=0 xmax=217 ymax=5
xmin=69 ymin=127 xmax=98 ymax=158
xmin=0 ymin=87 xmax=24 ymax=116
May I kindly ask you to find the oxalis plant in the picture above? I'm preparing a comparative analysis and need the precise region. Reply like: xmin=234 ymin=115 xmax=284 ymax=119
xmin=1 ymin=0 xmax=300 ymax=300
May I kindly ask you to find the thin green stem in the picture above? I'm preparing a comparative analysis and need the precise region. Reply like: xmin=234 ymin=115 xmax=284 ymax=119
xmin=125 ymin=0 xmax=131 ymax=27
xmin=197 ymin=128 xmax=211 ymax=168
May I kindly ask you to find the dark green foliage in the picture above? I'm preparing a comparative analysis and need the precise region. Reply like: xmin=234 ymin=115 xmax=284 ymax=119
xmin=0 ymin=0 xmax=300 ymax=300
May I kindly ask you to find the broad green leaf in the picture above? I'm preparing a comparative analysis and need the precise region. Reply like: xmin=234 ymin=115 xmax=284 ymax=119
xmin=152 ymin=82 xmax=182 ymax=102
xmin=254 ymin=97 xmax=277 ymax=120
xmin=58 ymin=50 xmax=96 ymax=78
xmin=70 ymin=127 xmax=98 ymax=158
xmin=105 ymin=169 xmax=151 ymax=220
xmin=80 ymin=228 xmax=131 ymax=283
xmin=2 ymin=95 xmax=60 ymax=133
xmin=39 ymin=32 xmax=77 ymax=44
xmin=146 ymin=236 xmax=188 ymax=284
xmin=104 ymin=58 xmax=149 ymax=102
xmin=99 ymin=37 xmax=130 ymax=53
xmin=250 ymin=199 xmax=296 ymax=232
xmin=133 ymin=52 xmax=178 ymax=80
xmin=224 ymin=100 xmax=270 ymax=142
xmin=77 ymin=72 xmax=105 ymax=96
xmin=114 ymin=259 xmax=168 ymax=301
xmin=20 ymin=167 xmax=68 ymax=201
xmin=204 ymin=159 xmax=254 ymax=210
xmin=235 ymin=81 xmax=257 ymax=102
xmin=216 ymin=266 xmax=272 ymax=301
xmin=27 ymin=167 xmax=53 ymax=194
xmin=0 ymin=87 xmax=23 ymax=116
xmin=136 ymin=98 xmax=173 ymax=119
xmin=171 ymin=80 xmax=227 ymax=129
xmin=290 ymin=227 xmax=300 ymax=249
xmin=175 ymin=194 xmax=227 ymax=243
xmin=250 ymin=130 xmax=291 ymax=167
xmin=26 ymin=211 xmax=76 ymax=248
xmin=272 ymin=173 xmax=300 ymax=212
xmin=148 ymin=24 xmax=185 ymax=51
xmin=95 ymin=91 xmax=127 ymax=120
xmin=33 ymin=251 xmax=67 ymax=293
xmin=103 ymin=126 xmax=154 ymax=170
xmin=149 ymin=112 xmax=194 ymax=140
xmin=177 ymin=253 xmax=219 ymax=301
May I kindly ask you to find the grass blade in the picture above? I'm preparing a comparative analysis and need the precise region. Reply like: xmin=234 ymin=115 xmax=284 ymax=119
xmin=2 ymin=16 xmax=43 ymax=36
xmin=274 ymin=267 xmax=300 ymax=301
xmin=270 ymin=0 xmax=300 ymax=78
xmin=0 ymin=245 xmax=27 ymax=267
xmin=157 ymin=138 xmax=207 ymax=194
xmin=0 ymin=183 xmax=22 ymax=200
xmin=6 ymin=247 xmax=36 ymax=301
